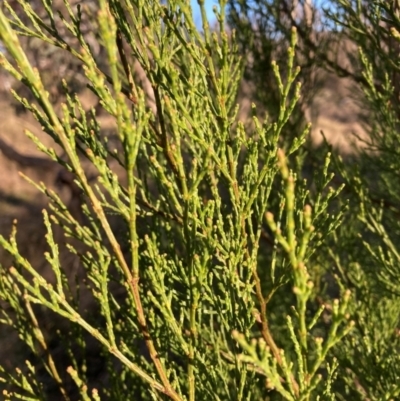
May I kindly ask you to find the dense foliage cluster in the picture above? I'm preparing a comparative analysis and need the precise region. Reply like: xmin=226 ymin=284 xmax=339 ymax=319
xmin=0 ymin=0 xmax=399 ymax=400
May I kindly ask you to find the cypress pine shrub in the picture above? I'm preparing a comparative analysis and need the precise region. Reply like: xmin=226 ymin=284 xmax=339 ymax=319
xmin=0 ymin=0 xmax=398 ymax=400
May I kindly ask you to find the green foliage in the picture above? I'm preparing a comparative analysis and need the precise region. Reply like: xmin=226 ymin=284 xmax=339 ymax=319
xmin=0 ymin=0 xmax=399 ymax=400
xmin=228 ymin=1 xmax=400 ymax=400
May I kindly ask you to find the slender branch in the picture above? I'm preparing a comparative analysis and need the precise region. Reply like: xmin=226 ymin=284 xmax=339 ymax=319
xmin=152 ymin=85 xmax=181 ymax=180
xmin=116 ymin=28 xmax=138 ymax=104
xmin=115 ymin=27 xmax=182 ymax=401
xmin=24 ymin=297 xmax=70 ymax=401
